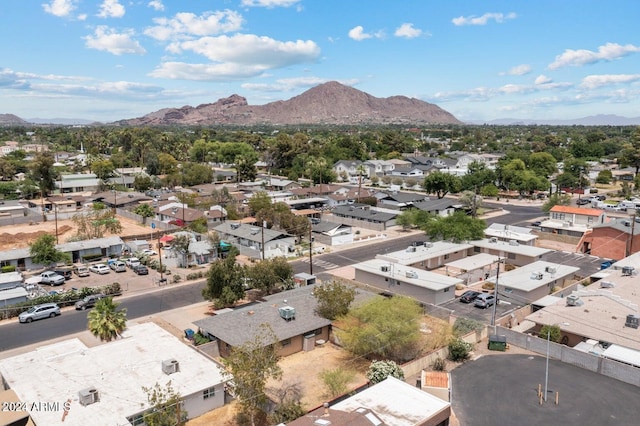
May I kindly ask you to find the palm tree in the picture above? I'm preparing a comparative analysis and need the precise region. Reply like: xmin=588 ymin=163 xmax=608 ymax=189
xmin=87 ymin=297 xmax=128 ymax=342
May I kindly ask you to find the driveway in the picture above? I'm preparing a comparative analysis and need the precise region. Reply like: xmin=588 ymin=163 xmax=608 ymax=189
xmin=451 ymin=354 xmax=640 ymax=426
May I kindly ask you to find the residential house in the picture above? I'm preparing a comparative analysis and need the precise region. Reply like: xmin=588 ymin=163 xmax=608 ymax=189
xmin=376 ymin=241 xmax=474 ymax=270
xmin=538 ymin=205 xmax=606 ymax=244
xmin=363 ymin=159 xmax=396 ymax=177
xmin=484 ymin=223 xmax=538 ymax=246
xmin=329 ymin=204 xmax=398 ymax=231
xmin=333 ymin=160 xmax=364 ymax=182
xmin=291 ymin=184 xmax=344 ymax=198
xmin=412 ymin=197 xmax=462 ymax=216
xmin=263 ymin=177 xmax=301 ymax=191
xmin=389 ymin=164 xmax=432 ymax=178
xmin=92 ymin=190 xmax=152 ymax=209
xmin=289 ymin=376 xmax=450 ymax=426
xmin=378 ymin=191 xmax=430 ymax=210
xmin=312 ymin=221 xmax=353 ymax=246
xmin=0 ymin=323 xmax=228 ymax=426
xmin=471 ymin=238 xmax=554 ymax=267
xmin=353 ymin=258 xmax=463 ymax=305
xmin=485 ymin=260 xmax=579 ymax=303
xmin=213 ymin=222 xmax=296 ymax=259
xmin=155 ymin=200 xmax=205 ymax=227
xmin=56 ymin=173 xmax=101 ymax=194
xmin=0 ymin=200 xmax=27 ymax=219
xmin=194 ymin=286 xmax=334 ymax=358
xmin=0 ymin=141 xmax=19 ymax=157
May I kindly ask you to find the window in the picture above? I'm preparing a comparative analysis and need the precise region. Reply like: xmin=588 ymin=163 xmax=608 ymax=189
xmin=444 ymin=254 xmax=450 ymax=260
xmin=128 ymin=414 xmax=145 ymax=426
xmin=507 ymin=253 xmax=516 ymax=260
xmin=444 ymin=287 xmax=450 ymax=292
xmin=473 ymin=246 xmax=481 ymax=253
xmin=313 ymin=328 xmax=322 ymax=336
xmin=203 ymin=387 xmax=215 ymax=400
xmin=281 ymin=338 xmax=291 ymax=347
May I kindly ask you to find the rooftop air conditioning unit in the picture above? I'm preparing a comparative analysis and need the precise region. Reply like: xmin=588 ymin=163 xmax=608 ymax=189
xmin=625 ymin=314 xmax=640 ymax=329
xmin=509 ymin=240 xmax=519 ymax=246
xmin=424 ymin=242 xmax=433 ymax=248
xmin=600 ymin=280 xmax=615 ymax=288
xmin=566 ymin=294 xmax=583 ymax=307
xmin=545 ymin=266 xmax=557 ymax=274
xmin=489 ymin=237 xmax=498 ymax=243
xmin=279 ymin=306 xmax=296 ymax=321
xmin=530 ymin=272 xmax=543 ymax=280
xmin=405 ymin=271 xmax=418 ymax=279
xmin=162 ymin=359 xmax=180 ymax=375
xmin=381 ymin=265 xmax=390 ymax=272
xmin=622 ymin=266 xmax=635 ymax=276
xmin=406 ymin=246 xmax=417 ymax=252
xmin=78 ymin=387 xmax=99 ymax=406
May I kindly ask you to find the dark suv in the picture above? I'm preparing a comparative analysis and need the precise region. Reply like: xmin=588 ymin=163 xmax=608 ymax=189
xmin=54 ymin=268 xmax=73 ymax=280
xmin=75 ymin=294 xmax=106 ymax=310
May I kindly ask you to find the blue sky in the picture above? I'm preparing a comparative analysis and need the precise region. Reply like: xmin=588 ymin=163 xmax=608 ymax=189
xmin=0 ymin=0 xmax=639 ymax=122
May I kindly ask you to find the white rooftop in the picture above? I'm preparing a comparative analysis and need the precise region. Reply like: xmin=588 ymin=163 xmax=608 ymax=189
xmin=602 ymin=344 xmax=640 ymax=367
xmin=485 ymin=223 xmax=537 ymax=243
xmin=486 ymin=261 xmax=579 ymax=293
xmin=0 ymin=322 xmax=226 ymax=426
xmin=332 ymin=376 xmax=450 ymax=426
xmin=527 ymin=269 xmax=640 ymax=351
xmin=354 ymin=258 xmax=462 ymax=291
xmin=375 ymin=241 xmax=474 ymax=266
xmin=472 ymin=238 xmax=554 ymax=257
xmin=444 ymin=253 xmax=500 ymax=271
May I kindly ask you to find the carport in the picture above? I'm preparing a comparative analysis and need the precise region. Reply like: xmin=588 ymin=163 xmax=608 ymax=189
xmin=444 ymin=253 xmax=500 ymax=285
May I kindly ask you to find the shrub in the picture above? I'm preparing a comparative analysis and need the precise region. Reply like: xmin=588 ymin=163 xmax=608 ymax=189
xmin=432 ymin=357 xmax=446 ymax=371
xmin=172 ymin=275 xmax=182 ymax=284
xmin=1 ymin=265 xmax=16 ymax=273
xmin=193 ymin=332 xmax=211 ymax=346
xmin=320 ymin=367 xmax=355 ymax=399
xmin=453 ymin=317 xmax=484 ymax=337
xmin=448 ymin=338 xmax=473 ymax=362
xmin=366 ymin=360 xmax=405 ymax=384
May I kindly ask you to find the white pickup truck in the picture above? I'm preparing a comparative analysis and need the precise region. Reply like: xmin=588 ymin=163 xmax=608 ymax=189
xmin=39 ymin=271 xmax=66 ymax=286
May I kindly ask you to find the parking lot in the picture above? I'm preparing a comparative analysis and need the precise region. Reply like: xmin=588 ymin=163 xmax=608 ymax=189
xmin=540 ymin=250 xmax=606 ymax=278
xmin=442 ymin=292 xmax=522 ymax=324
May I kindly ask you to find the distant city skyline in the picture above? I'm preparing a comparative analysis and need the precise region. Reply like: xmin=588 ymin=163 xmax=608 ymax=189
xmin=1 ymin=1 xmax=638 ymax=122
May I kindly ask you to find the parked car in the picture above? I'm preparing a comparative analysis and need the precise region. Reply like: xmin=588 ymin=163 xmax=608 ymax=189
xmin=460 ymin=290 xmax=481 ymax=303
xmin=52 ymin=267 xmax=73 ymax=280
xmin=19 ymin=303 xmax=61 ymax=323
xmin=531 ymin=220 xmax=542 ymax=228
xmin=141 ymin=249 xmax=158 ymax=256
xmin=39 ymin=271 xmax=66 ymax=286
xmin=109 ymin=261 xmax=127 ymax=272
xmin=89 ymin=264 xmax=110 ymax=275
xmin=75 ymin=294 xmax=106 ymax=310
xmin=576 ymin=198 xmax=591 ymax=205
xmin=73 ymin=265 xmax=90 ymax=277
xmin=474 ymin=293 xmax=496 ymax=309
xmin=132 ymin=264 xmax=149 ymax=275
xmin=125 ymin=257 xmax=141 ymax=268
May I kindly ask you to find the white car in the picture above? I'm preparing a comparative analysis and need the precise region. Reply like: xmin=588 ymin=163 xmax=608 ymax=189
xmin=141 ymin=249 xmax=158 ymax=256
xmin=89 ymin=264 xmax=110 ymax=275
xmin=125 ymin=257 xmax=141 ymax=268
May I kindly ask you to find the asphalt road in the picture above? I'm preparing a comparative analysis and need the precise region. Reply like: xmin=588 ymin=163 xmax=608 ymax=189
xmin=451 ymin=354 xmax=640 ymax=426
xmin=0 ymin=280 xmax=206 ymax=353
xmin=483 ymin=201 xmax=546 ymax=227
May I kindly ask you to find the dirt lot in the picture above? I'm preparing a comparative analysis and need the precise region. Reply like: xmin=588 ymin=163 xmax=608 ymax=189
xmin=0 ymin=215 xmax=153 ymax=250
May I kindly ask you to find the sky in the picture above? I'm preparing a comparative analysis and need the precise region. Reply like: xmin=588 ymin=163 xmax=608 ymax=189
xmin=0 ymin=0 xmax=639 ymax=123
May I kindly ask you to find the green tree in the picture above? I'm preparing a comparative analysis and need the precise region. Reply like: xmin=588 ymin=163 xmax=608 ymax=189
xmin=248 ymin=190 xmax=272 ymax=216
xmin=141 ymin=381 xmax=187 ymax=426
xmin=202 ymin=256 xmax=245 ymax=307
xmin=29 ymin=152 xmax=57 ymax=197
xmin=423 ymin=171 xmax=460 ymax=199
xmin=620 ymin=127 xmax=640 ymax=176
xmin=448 ymin=337 xmax=473 ymax=361
xmin=313 ymin=280 xmax=356 ymax=320
xmin=459 ymin=190 xmax=482 ymax=218
xmin=87 ymin=297 xmax=127 ymax=342
xmin=223 ymin=324 xmax=282 ymax=424
xmin=366 ymin=360 xmax=405 ymax=384
xmin=527 ymin=152 xmax=558 ymax=178
xmin=235 ymin=155 xmax=257 ymax=182
xmin=92 ymin=159 xmax=116 ymax=181
xmin=336 ymin=295 xmax=422 ymax=362
xmin=421 ymin=211 xmax=486 ymax=243
xmin=29 ymin=234 xmax=67 ymax=267
xmin=319 ymin=367 xmax=356 ymax=399
xmin=71 ymin=203 xmax=123 ymax=239
xmin=596 ymin=170 xmax=613 ymax=185
xmin=134 ymin=203 xmax=155 ymax=225
xmin=540 ymin=324 xmax=562 ymax=343
xmin=245 ymin=257 xmax=293 ymax=295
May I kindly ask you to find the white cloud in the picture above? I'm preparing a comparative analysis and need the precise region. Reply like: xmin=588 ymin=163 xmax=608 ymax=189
xmin=348 ymin=26 xmax=371 ymax=41
xmin=172 ymin=34 xmax=320 ymax=67
xmin=534 ymin=75 xmax=552 ymax=85
xmin=502 ymin=64 xmax=531 ymax=76
xmin=242 ymin=77 xmax=358 ymax=92
xmin=241 ymin=0 xmax=300 ymax=7
xmin=42 ymin=0 xmax=77 ymax=17
xmin=452 ymin=12 xmax=516 ymax=26
xmin=580 ymin=74 xmax=640 ymax=89
xmin=144 ymin=11 xmax=243 ymax=41
xmin=151 ymin=34 xmax=320 ymax=81
xmin=97 ymin=0 xmax=125 ymax=18
xmin=548 ymin=42 xmax=640 ymax=70
xmin=148 ymin=0 xmax=164 ymax=11
xmin=499 ymin=84 xmax=533 ymax=95
xmin=394 ymin=23 xmax=422 ymax=39
xmin=84 ymin=26 xmax=146 ymax=55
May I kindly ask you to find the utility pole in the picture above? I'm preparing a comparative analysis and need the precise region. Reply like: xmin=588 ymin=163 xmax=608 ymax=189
xmin=54 ymin=203 xmax=59 ymax=244
xmin=309 ymin=223 xmax=313 ymax=275
xmin=156 ymin=223 xmax=164 ymax=284
xmin=491 ymin=258 xmax=501 ymax=333
xmin=261 ymin=220 xmax=265 ymax=260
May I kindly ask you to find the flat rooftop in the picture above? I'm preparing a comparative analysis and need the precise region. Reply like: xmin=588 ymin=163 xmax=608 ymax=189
xmin=486 ymin=261 xmax=579 ymax=293
xmin=0 ymin=322 xmax=226 ymax=426
xmin=472 ymin=238 xmax=554 ymax=257
xmin=354 ymin=258 xmax=463 ymax=291
xmin=376 ymin=241 xmax=474 ymax=266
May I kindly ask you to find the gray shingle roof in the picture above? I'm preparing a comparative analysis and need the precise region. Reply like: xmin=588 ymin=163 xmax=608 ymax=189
xmin=213 ymin=222 xmax=292 ymax=243
xmin=332 ymin=205 xmax=397 ymax=222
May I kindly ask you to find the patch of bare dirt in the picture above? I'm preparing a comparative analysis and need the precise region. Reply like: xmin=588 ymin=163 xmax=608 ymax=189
xmin=0 ymin=216 xmax=154 ymax=250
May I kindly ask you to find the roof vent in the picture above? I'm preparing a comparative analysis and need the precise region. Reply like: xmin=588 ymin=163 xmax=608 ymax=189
xmin=489 ymin=237 xmax=498 ymax=243
xmin=600 ymin=280 xmax=615 ymax=288
xmin=230 ymin=223 xmax=240 ymax=229
xmin=622 ymin=266 xmax=635 ymax=276
xmin=406 ymin=246 xmax=417 ymax=252
xmin=79 ymin=387 xmax=99 ymax=406
xmin=381 ymin=265 xmax=390 ymax=272
xmin=530 ymin=272 xmax=543 ymax=280
xmin=545 ymin=266 xmax=557 ymax=274
xmin=250 ymin=227 xmax=260 ymax=235
xmin=566 ymin=294 xmax=583 ymax=307
xmin=405 ymin=271 xmax=418 ymax=279
xmin=279 ymin=306 xmax=296 ymax=321
xmin=509 ymin=239 xmax=519 ymax=246
xmin=625 ymin=314 xmax=640 ymax=329
xmin=162 ymin=359 xmax=180 ymax=375
xmin=424 ymin=242 xmax=433 ymax=248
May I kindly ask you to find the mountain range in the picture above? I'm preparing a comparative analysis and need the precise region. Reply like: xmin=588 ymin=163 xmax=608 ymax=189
xmin=1 ymin=82 xmax=639 ymax=126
